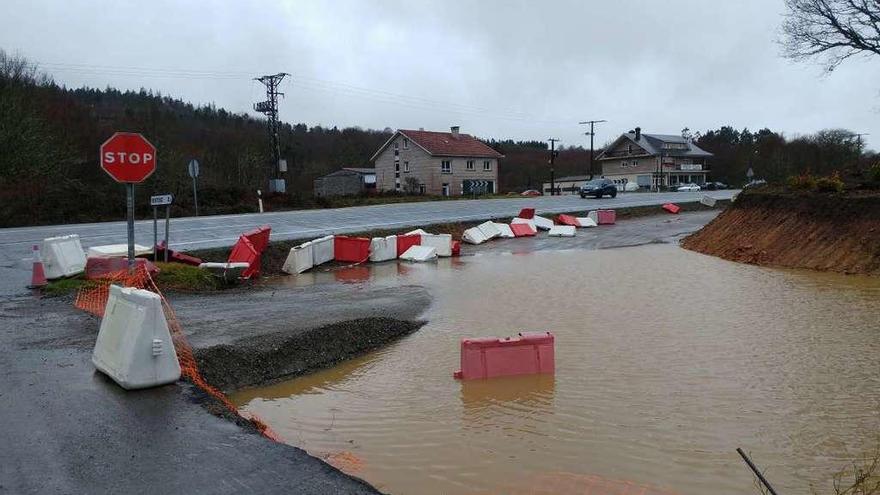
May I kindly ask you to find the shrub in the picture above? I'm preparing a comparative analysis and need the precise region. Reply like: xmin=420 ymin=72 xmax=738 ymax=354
xmin=788 ymin=173 xmax=817 ymax=191
xmin=815 ymin=171 xmax=844 ymax=193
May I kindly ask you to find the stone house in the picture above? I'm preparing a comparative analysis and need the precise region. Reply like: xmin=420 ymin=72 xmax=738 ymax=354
xmin=313 ymin=168 xmax=376 ymax=197
xmin=596 ymin=127 xmax=713 ymax=189
xmin=370 ymin=127 xmax=503 ymax=196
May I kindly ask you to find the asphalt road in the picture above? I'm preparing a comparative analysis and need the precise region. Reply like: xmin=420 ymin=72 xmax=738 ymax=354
xmin=0 ymin=190 xmax=736 ymax=294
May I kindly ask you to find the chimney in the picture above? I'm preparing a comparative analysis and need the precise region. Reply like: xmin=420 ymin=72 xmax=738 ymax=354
xmin=451 ymin=126 xmax=460 ymax=138
xmin=634 ymin=127 xmax=641 ymax=141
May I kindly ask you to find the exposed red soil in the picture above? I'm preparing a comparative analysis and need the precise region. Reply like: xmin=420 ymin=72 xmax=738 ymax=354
xmin=681 ymin=191 xmax=880 ymax=275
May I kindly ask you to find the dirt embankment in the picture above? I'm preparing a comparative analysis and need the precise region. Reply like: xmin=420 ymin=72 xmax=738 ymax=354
xmin=195 ymin=317 xmax=424 ymax=392
xmin=682 ymin=191 xmax=880 ymax=275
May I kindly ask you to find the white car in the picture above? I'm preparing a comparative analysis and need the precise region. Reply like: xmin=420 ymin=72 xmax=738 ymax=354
xmin=676 ymin=183 xmax=701 ymax=192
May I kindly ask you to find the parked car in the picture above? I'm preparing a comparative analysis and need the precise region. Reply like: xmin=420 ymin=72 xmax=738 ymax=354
xmin=520 ymin=189 xmax=542 ymax=197
xmin=676 ymin=183 xmax=701 ymax=192
xmin=580 ymin=178 xmax=617 ymax=198
xmin=744 ymin=179 xmax=767 ymax=189
xmin=703 ymin=181 xmax=728 ymax=190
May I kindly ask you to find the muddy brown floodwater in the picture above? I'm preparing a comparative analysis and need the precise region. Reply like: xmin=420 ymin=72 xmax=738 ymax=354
xmin=231 ymin=244 xmax=880 ymax=495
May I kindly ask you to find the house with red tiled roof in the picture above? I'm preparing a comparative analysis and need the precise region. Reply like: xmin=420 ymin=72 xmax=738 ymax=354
xmin=370 ymin=126 xmax=503 ymax=196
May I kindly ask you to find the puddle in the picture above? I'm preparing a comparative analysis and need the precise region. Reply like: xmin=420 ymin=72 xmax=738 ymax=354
xmin=232 ymin=244 xmax=880 ymax=494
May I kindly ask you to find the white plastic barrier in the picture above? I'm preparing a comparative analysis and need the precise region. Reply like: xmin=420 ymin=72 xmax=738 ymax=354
xmin=42 ymin=234 xmax=87 ymax=279
xmin=511 ymin=217 xmax=537 ymax=231
xmin=282 ymin=242 xmax=314 ymax=274
xmin=92 ymin=285 xmax=181 ymax=390
xmin=400 ymin=245 xmax=437 ymax=262
xmin=311 ymin=235 xmax=335 ymax=266
xmin=494 ymin=223 xmax=515 ymax=238
xmin=576 ymin=217 xmax=598 ymax=228
xmin=477 ymin=221 xmax=502 ymax=240
xmin=404 ymin=228 xmax=429 ymax=236
xmin=700 ymin=195 xmax=717 ymax=207
xmin=533 ymin=215 xmax=555 ymax=231
xmin=199 ymin=262 xmax=250 ymax=281
xmin=462 ymin=227 xmax=489 ymax=245
xmin=587 ymin=211 xmax=599 ymax=224
xmin=421 ymin=233 xmax=452 ymax=257
xmin=369 ymin=235 xmax=398 ymax=262
xmin=88 ymin=244 xmax=153 ymax=258
xmin=548 ymin=225 xmax=576 ymax=237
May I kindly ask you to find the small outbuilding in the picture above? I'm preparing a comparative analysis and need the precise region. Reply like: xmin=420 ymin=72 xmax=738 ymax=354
xmin=313 ymin=168 xmax=377 ymax=197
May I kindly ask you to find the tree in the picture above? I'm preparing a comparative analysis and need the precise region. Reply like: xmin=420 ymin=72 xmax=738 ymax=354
xmin=782 ymin=0 xmax=880 ymax=72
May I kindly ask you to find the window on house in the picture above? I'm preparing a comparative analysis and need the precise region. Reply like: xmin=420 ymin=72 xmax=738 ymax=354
xmin=632 ymin=159 xmax=638 ymax=167
xmin=466 ymin=160 xmax=474 ymax=170
xmin=419 ymin=184 xmax=426 ymax=194
xmin=403 ymin=138 xmax=409 ymax=150
xmin=483 ymin=160 xmax=491 ymax=171
xmin=441 ymin=160 xmax=451 ymax=173
xmin=403 ymin=161 xmax=410 ymax=173
xmin=394 ymin=149 xmax=399 ymax=157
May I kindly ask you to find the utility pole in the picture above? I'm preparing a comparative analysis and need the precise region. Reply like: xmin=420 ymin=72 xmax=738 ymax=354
xmin=548 ymin=138 xmax=560 ymax=196
xmin=852 ymin=132 xmax=869 ymax=154
xmin=579 ymin=119 xmax=606 ymax=179
xmin=254 ymin=72 xmax=289 ymax=192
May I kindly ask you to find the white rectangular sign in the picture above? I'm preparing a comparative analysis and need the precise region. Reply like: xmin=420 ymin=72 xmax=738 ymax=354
xmin=150 ymin=194 xmax=173 ymax=206
xmin=680 ymin=163 xmax=702 ymax=171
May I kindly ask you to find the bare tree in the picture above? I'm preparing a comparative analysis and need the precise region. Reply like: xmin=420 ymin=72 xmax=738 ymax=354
xmin=781 ymin=0 xmax=880 ymax=71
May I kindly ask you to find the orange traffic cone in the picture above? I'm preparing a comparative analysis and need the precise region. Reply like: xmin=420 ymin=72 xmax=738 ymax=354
xmin=30 ymin=244 xmax=48 ymax=288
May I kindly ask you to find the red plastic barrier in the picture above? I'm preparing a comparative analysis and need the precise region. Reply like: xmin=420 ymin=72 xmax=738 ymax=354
xmin=597 ymin=209 xmax=616 ymax=225
xmin=243 ymin=225 xmax=271 ymax=253
xmin=334 ymin=236 xmax=371 ymax=263
xmin=518 ymin=208 xmax=535 ymax=219
xmin=510 ymin=223 xmax=537 ymax=237
xmin=557 ymin=214 xmax=580 ymax=226
xmin=451 ymin=240 xmax=461 ymax=257
xmin=227 ymin=236 xmax=260 ymax=278
xmin=85 ymin=257 xmax=159 ymax=280
xmin=454 ymin=332 xmax=555 ymax=380
xmin=396 ymin=234 xmax=421 ymax=257
xmin=154 ymin=241 xmax=203 ymax=266
xmin=662 ymin=203 xmax=681 ymax=214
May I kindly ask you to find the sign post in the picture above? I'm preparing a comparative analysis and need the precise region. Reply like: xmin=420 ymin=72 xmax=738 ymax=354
xmin=100 ymin=132 xmax=157 ymax=271
xmin=150 ymin=194 xmax=173 ymax=263
xmin=188 ymin=159 xmax=200 ymax=216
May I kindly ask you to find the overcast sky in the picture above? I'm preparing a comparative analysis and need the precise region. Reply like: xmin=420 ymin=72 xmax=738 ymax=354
xmin=3 ymin=0 xmax=879 ymax=150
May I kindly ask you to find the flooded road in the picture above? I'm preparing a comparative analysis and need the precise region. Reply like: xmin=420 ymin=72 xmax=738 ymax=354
xmin=231 ymin=244 xmax=880 ymax=495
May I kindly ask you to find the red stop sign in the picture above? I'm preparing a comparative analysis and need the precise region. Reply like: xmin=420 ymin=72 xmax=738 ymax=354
xmin=100 ymin=132 xmax=157 ymax=183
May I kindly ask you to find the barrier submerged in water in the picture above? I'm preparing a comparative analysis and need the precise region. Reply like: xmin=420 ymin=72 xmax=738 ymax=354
xmin=454 ymin=332 xmax=555 ymax=380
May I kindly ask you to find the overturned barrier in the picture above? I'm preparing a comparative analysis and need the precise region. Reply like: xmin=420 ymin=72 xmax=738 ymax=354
xmin=494 ymin=223 xmax=515 ymax=238
xmin=477 ymin=221 xmax=502 ymax=240
xmin=518 ymin=208 xmax=535 ymax=219
xmin=397 ymin=234 xmax=421 ymax=257
xmin=334 ymin=236 xmax=371 ymax=263
xmin=400 ymin=245 xmax=437 ymax=262
xmin=576 ymin=217 xmax=597 ymax=228
xmin=281 ymin=241 xmax=314 ymax=274
xmin=41 ymin=234 xmax=87 ymax=279
xmin=662 ymin=203 xmax=681 ymax=214
xmin=454 ymin=332 xmax=555 ymax=380
xmin=154 ymin=241 xmax=204 ymax=266
xmin=369 ymin=235 xmax=398 ymax=262
xmin=701 ymin=194 xmax=717 ymax=207
xmin=533 ymin=215 xmax=555 ymax=230
xmin=556 ymin=214 xmax=580 ymax=227
xmin=548 ymin=225 xmax=576 ymax=237
xmin=511 ymin=217 xmax=537 ymax=232
xmin=88 ymin=243 xmax=153 ymax=258
xmin=227 ymin=237 xmax=260 ymax=279
xmin=510 ymin=222 xmax=537 ymax=237
xmin=462 ymin=226 xmax=489 ymax=245
xmin=311 ymin=235 xmax=335 ymax=266
xmin=242 ymin=225 xmax=271 ymax=253
xmin=92 ymin=285 xmax=181 ymax=390
xmin=594 ymin=209 xmax=616 ymax=225
xmin=421 ymin=233 xmax=453 ymax=257
xmin=198 ymin=262 xmax=250 ymax=282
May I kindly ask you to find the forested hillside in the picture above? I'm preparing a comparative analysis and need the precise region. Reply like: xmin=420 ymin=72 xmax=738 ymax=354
xmin=1 ymin=50 xmax=875 ymax=226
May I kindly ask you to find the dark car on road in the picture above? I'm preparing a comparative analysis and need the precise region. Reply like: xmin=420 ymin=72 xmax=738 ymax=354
xmin=703 ymin=181 xmax=728 ymax=190
xmin=580 ymin=178 xmax=617 ymax=198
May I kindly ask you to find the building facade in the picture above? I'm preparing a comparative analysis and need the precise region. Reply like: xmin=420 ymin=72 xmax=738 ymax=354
xmin=313 ymin=168 xmax=376 ymax=197
xmin=371 ymin=127 xmax=502 ymax=196
xmin=597 ymin=127 xmax=713 ymax=189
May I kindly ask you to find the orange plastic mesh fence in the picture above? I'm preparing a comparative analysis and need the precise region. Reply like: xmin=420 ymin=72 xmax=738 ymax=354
xmin=73 ymin=266 xmax=280 ymax=442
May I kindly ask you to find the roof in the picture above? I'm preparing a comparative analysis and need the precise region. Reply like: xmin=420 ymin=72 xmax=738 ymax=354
xmin=341 ymin=167 xmax=376 ymax=175
xmin=370 ymin=129 xmax=504 ymax=161
xmin=597 ymin=132 xmax=713 ymax=160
